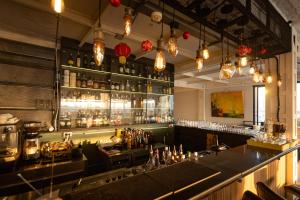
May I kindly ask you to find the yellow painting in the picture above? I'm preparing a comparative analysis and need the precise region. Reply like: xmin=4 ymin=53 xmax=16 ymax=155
xmin=211 ymin=91 xmax=244 ymax=118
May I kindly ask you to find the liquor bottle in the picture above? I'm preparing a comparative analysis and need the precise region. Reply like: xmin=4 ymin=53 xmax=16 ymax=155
xmin=125 ymin=80 xmax=130 ymax=91
xmin=119 ymin=64 xmax=124 ymax=74
xmin=154 ymin=149 xmax=160 ymax=168
xmin=76 ymin=73 xmax=81 ymax=88
xmin=81 ymin=74 xmax=87 ymax=88
xmin=137 ymin=81 xmax=142 ymax=92
xmin=87 ymin=77 xmax=94 ymax=88
xmin=125 ymin=63 xmax=130 ymax=74
xmin=120 ymin=81 xmax=125 ymax=91
xmin=147 ymin=81 xmax=153 ymax=93
xmin=90 ymin=54 xmax=96 ymax=69
xmin=67 ymin=53 xmax=74 ymax=66
xmin=83 ymin=54 xmax=88 ymax=68
xmin=131 ymin=63 xmax=136 ymax=76
xmin=76 ymin=50 xmax=81 ymax=67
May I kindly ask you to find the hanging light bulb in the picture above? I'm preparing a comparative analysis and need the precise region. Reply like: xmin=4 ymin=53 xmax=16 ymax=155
xmin=235 ymin=62 xmax=242 ymax=75
xmin=195 ymin=49 xmax=204 ymax=72
xmin=52 ymin=0 xmax=64 ymax=14
xmin=266 ymin=74 xmax=273 ymax=84
xmin=124 ymin=7 xmax=133 ymax=36
xmin=202 ymin=44 xmax=209 ymax=60
xmin=249 ymin=64 xmax=255 ymax=75
xmin=93 ymin=0 xmax=105 ymax=67
xmin=277 ymin=77 xmax=282 ymax=87
xmin=154 ymin=38 xmax=166 ymax=72
xmin=93 ymin=27 xmax=105 ymax=66
xmin=219 ymin=56 xmax=236 ymax=79
xmin=239 ymin=56 xmax=248 ymax=67
xmin=167 ymin=28 xmax=178 ymax=57
xmin=202 ymin=25 xmax=209 ymax=60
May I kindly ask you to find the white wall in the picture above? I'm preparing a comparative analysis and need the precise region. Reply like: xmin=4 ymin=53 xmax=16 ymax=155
xmin=174 ymin=87 xmax=204 ymax=121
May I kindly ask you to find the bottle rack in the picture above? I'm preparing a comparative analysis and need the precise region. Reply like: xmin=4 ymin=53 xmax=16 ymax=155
xmin=59 ymin=47 xmax=174 ymax=130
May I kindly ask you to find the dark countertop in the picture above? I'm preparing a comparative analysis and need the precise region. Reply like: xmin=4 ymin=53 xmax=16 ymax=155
xmin=0 ymin=156 xmax=87 ymax=196
xmin=2 ymin=144 xmax=299 ymax=200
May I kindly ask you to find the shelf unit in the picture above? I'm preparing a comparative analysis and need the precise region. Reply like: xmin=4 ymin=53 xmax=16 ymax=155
xmin=59 ymin=44 xmax=174 ymax=130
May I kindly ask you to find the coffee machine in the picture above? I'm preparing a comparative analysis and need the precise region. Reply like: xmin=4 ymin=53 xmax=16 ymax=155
xmin=23 ymin=121 xmax=42 ymax=160
xmin=0 ymin=121 xmax=22 ymax=169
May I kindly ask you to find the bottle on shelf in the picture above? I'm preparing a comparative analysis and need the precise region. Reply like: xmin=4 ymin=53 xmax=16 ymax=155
xmin=147 ymin=81 xmax=153 ymax=93
xmin=119 ymin=64 xmax=124 ymax=74
xmin=137 ymin=81 xmax=142 ymax=92
xmin=131 ymin=63 xmax=136 ymax=76
xmin=125 ymin=63 xmax=130 ymax=74
xmin=76 ymin=50 xmax=81 ymax=67
xmin=67 ymin=53 xmax=74 ymax=66
xmin=120 ymin=81 xmax=125 ymax=91
xmin=83 ymin=54 xmax=88 ymax=68
xmin=87 ymin=76 xmax=94 ymax=88
xmin=125 ymin=80 xmax=131 ymax=91
xmin=81 ymin=74 xmax=87 ymax=88
xmin=90 ymin=54 xmax=96 ymax=69
xmin=76 ymin=73 xmax=81 ymax=88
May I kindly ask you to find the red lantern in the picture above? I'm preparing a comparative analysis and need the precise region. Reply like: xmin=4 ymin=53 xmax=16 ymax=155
xmin=109 ymin=0 xmax=121 ymax=7
xmin=115 ymin=43 xmax=131 ymax=64
xmin=141 ymin=40 xmax=153 ymax=52
xmin=183 ymin=31 xmax=190 ymax=40
xmin=238 ymin=45 xmax=250 ymax=56
xmin=259 ymin=47 xmax=267 ymax=55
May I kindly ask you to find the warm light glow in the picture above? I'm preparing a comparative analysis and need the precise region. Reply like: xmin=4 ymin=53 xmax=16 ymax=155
xmin=266 ymin=75 xmax=273 ymax=84
xmin=253 ymin=71 xmax=260 ymax=83
xmin=93 ymin=28 xmax=105 ymax=66
xmin=236 ymin=66 xmax=242 ymax=75
xmin=219 ymin=57 xmax=236 ymax=80
xmin=277 ymin=79 xmax=282 ymax=87
xmin=124 ymin=15 xmax=132 ymax=36
xmin=202 ymin=46 xmax=209 ymax=60
xmin=52 ymin=0 xmax=64 ymax=14
xmin=167 ymin=36 xmax=179 ymax=57
xmin=196 ymin=56 xmax=204 ymax=72
xmin=239 ymin=56 xmax=248 ymax=67
xmin=154 ymin=49 xmax=166 ymax=72
xmin=258 ymin=73 xmax=264 ymax=83
xmin=195 ymin=50 xmax=203 ymax=72
xmin=249 ymin=65 xmax=255 ymax=75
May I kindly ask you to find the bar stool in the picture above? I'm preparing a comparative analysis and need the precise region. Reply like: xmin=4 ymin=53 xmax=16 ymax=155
xmin=256 ymin=182 xmax=286 ymax=200
xmin=242 ymin=191 xmax=263 ymax=200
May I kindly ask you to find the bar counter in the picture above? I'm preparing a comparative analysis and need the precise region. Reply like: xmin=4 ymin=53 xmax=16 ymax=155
xmin=4 ymin=143 xmax=299 ymax=200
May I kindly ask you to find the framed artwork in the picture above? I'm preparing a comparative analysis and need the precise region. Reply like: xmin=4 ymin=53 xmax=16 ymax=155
xmin=211 ymin=91 xmax=244 ymax=118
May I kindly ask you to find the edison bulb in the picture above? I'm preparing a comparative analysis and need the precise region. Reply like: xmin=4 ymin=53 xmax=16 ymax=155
xmin=93 ymin=28 xmax=105 ymax=67
xmin=195 ymin=56 xmax=204 ymax=72
xmin=258 ymin=73 xmax=264 ymax=83
xmin=249 ymin=65 xmax=255 ymax=75
xmin=154 ymin=49 xmax=166 ymax=72
xmin=124 ymin=15 xmax=132 ymax=36
xmin=219 ymin=57 xmax=236 ymax=80
xmin=202 ymin=45 xmax=209 ymax=60
xmin=266 ymin=75 xmax=273 ymax=84
xmin=253 ymin=71 xmax=260 ymax=83
xmin=239 ymin=56 xmax=248 ymax=67
xmin=167 ymin=36 xmax=179 ymax=57
xmin=52 ymin=0 xmax=64 ymax=13
xmin=277 ymin=79 xmax=282 ymax=87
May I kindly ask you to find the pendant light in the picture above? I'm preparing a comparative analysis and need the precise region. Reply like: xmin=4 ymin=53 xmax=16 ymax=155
xmin=258 ymin=62 xmax=264 ymax=83
xmin=235 ymin=61 xmax=242 ymax=75
xmin=249 ymin=63 xmax=255 ymax=75
xmin=238 ymin=32 xmax=248 ymax=67
xmin=277 ymin=56 xmax=282 ymax=87
xmin=93 ymin=0 xmax=105 ymax=67
xmin=195 ymin=23 xmax=204 ymax=72
xmin=266 ymin=59 xmax=272 ymax=84
xmin=202 ymin=25 xmax=209 ymax=60
xmin=52 ymin=0 xmax=64 ymax=14
xmin=124 ymin=7 xmax=133 ymax=36
xmin=154 ymin=0 xmax=166 ymax=72
xmin=219 ymin=37 xmax=235 ymax=79
xmin=167 ymin=8 xmax=179 ymax=57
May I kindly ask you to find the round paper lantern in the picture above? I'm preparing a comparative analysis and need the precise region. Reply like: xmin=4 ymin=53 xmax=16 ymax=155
xmin=109 ymin=0 xmax=121 ymax=7
xmin=183 ymin=31 xmax=190 ymax=40
xmin=114 ymin=43 xmax=131 ymax=64
xmin=259 ymin=47 xmax=267 ymax=55
xmin=141 ymin=40 xmax=153 ymax=52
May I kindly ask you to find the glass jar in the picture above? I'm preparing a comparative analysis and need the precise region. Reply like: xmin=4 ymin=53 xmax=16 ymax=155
xmin=87 ymin=77 xmax=94 ymax=88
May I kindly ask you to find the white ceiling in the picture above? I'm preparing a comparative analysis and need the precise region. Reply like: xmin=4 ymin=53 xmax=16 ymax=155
xmin=0 ymin=0 xmax=296 ymax=89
